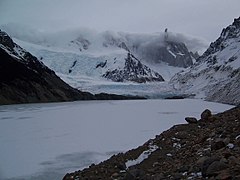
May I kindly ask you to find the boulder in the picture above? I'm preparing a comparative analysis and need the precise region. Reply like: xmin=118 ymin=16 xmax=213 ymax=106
xmin=206 ymin=161 xmax=229 ymax=177
xmin=201 ymin=109 xmax=212 ymax=120
xmin=185 ymin=117 xmax=198 ymax=124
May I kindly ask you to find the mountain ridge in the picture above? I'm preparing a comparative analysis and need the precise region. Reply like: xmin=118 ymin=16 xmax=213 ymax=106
xmin=170 ymin=17 xmax=240 ymax=105
xmin=0 ymin=26 xmax=204 ymax=83
xmin=0 ymin=30 xmax=144 ymax=105
xmin=0 ymin=30 xmax=97 ymax=104
xmin=102 ymin=53 xmax=164 ymax=83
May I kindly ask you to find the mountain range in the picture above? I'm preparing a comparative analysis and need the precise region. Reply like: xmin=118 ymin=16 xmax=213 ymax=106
xmin=2 ymin=27 xmax=202 ymax=83
xmin=0 ymin=30 xmax=144 ymax=105
xmin=0 ymin=17 xmax=239 ymax=105
xmin=0 ymin=27 xmax=203 ymax=99
xmin=170 ymin=17 xmax=240 ymax=105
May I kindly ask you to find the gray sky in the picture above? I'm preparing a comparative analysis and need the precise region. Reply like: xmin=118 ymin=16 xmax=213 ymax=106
xmin=0 ymin=0 xmax=239 ymax=42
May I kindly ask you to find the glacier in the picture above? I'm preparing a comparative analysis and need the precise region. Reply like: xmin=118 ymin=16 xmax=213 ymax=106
xmin=12 ymin=38 xmax=184 ymax=98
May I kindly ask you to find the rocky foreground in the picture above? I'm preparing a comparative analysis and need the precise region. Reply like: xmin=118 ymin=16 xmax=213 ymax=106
xmin=63 ymin=106 xmax=240 ymax=180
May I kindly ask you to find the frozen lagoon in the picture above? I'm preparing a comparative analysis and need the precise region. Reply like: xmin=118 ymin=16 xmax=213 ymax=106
xmin=0 ymin=99 xmax=233 ymax=180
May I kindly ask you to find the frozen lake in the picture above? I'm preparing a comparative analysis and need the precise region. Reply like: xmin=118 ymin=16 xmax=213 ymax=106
xmin=0 ymin=99 xmax=233 ymax=180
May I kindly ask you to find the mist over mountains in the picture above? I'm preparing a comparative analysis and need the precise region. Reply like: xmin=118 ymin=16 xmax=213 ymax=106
xmin=0 ymin=23 xmax=208 ymax=55
xmin=0 ymin=23 xmax=209 ymax=95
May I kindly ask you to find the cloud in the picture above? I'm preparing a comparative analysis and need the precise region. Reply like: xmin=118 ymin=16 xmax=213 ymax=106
xmin=1 ymin=23 xmax=208 ymax=56
xmin=0 ymin=0 xmax=239 ymax=42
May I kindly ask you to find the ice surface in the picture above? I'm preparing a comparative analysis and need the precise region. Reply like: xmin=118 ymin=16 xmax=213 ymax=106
xmin=0 ymin=99 xmax=233 ymax=180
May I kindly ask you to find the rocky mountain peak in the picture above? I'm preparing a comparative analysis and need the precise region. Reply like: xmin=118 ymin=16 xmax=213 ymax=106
xmin=200 ymin=17 xmax=240 ymax=61
xmin=0 ymin=29 xmax=15 ymax=50
xmin=165 ymin=40 xmax=194 ymax=67
xmin=170 ymin=17 xmax=240 ymax=105
xmin=134 ymin=37 xmax=194 ymax=68
xmin=221 ymin=17 xmax=240 ymax=39
xmin=103 ymin=52 xmax=164 ymax=83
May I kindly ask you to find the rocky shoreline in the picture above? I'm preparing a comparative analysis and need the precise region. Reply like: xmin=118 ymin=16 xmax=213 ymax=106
xmin=63 ymin=106 xmax=240 ymax=180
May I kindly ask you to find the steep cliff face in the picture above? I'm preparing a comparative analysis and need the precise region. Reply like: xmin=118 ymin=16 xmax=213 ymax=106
xmin=0 ymin=30 xmax=96 ymax=104
xmin=170 ymin=17 xmax=240 ymax=105
xmin=100 ymin=31 xmax=195 ymax=68
xmin=135 ymin=40 xmax=194 ymax=68
xmin=103 ymin=53 xmax=164 ymax=83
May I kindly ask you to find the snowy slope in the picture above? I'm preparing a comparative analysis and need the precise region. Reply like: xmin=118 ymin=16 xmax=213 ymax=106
xmin=170 ymin=17 xmax=240 ymax=105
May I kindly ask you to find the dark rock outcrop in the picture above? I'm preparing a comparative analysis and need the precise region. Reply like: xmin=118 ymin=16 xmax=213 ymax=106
xmin=101 ymin=31 xmax=195 ymax=68
xmin=139 ymin=40 xmax=194 ymax=68
xmin=63 ymin=106 xmax=240 ymax=179
xmin=199 ymin=17 xmax=240 ymax=62
xmin=185 ymin=117 xmax=198 ymax=124
xmin=103 ymin=53 xmax=164 ymax=83
xmin=201 ymin=109 xmax=212 ymax=120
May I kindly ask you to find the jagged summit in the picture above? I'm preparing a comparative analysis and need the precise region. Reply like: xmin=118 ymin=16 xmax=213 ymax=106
xmin=221 ymin=17 xmax=240 ymax=40
xmin=99 ymin=30 xmax=195 ymax=68
xmin=200 ymin=17 xmax=240 ymax=62
xmin=170 ymin=17 xmax=240 ymax=105
xmin=0 ymin=29 xmax=15 ymax=49
xmin=151 ymin=40 xmax=194 ymax=68
xmin=103 ymin=53 xmax=164 ymax=83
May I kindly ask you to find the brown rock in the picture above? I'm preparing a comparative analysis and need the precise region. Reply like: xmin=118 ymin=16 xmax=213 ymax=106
xmin=228 ymin=156 xmax=239 ymax=165
xmin=206 ymin=161 xmax=229 ymax=177
xmin=211 ymin=139 xmax=226 ymax=150
xmin=202 ymin=157 xmax=220 ymax=177
xmin=185 ymin=117 xmax=198 ymax=124
xmin=215 ymin=170 xmax=232 ymax=180
xmin=197 ymin=156 xmax=209 ymax=166
xmin=201 ymin=109 xmax=212 ymax=120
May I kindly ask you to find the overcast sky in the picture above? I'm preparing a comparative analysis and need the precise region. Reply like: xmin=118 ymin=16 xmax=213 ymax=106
xmin=0 ymin=0 xmax=239 ymax=42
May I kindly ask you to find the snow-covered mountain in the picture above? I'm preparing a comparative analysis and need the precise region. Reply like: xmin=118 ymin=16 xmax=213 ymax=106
xmin=0 ymin=23 xmax=209 ymax=97
xmin=102 ymin=53 xmax=164 ymax=83
xmin=0 ymin=30 xmax=99 ymax=104
xmin=170 ymin=17 xmax=240 ymax=105
xmin=94 ymin=30 xmax=197 ymax=68
xmin=0 ymin=30 xmax=145 ymax=104
xmin=1 ymin=25 xmax=204 ymax=80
